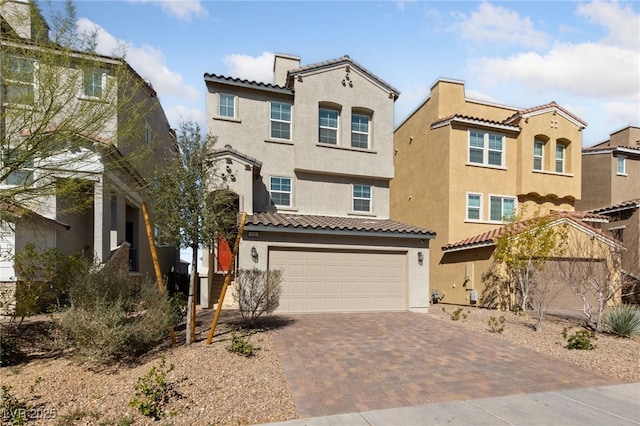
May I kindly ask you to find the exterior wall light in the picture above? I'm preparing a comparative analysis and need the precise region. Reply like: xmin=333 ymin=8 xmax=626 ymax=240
xmin=251 ymin=246 xmax=258 ymax=262
xmin=417 ymin=251 xmax=424 ymax=264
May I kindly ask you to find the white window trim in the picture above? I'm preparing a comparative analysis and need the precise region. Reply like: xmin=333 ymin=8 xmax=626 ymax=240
xmin=218 ymin=93 xmax=236 ymax=119
xmin=270 ymin=101 xmax=292 ymax=141
xmin=352 ymin=184 xmax=372 ymax=213
xmin=467 ymin=130 xmax=506 ymax=169
xmin=81 ymin=68 xmax=107 ymax=100
xmin=319 ymin=108 xmax=339 ymax=145
xmin=488 ymin=194 xmax=517 ymax=223
xmin=269 ymin=176 xmax=293 ymax=208
xmin=616 ymin=156 xmax=627 ymax=176
xmin=533 ymin=140 xmax=544 ymax=171
xmin=555 ymin=144 xmax=566 ymax=173
xmin=466 ymin=192 xmax=483 ymax=222
xmin=5 ymin=56 xmax=37 ymax=107
xmin=351 ymin=113 xmax=370 ymax=149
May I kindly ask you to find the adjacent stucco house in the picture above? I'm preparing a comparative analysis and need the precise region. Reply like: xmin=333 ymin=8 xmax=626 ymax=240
xmin=201 ymin=54 xmax=435 ymax=313
xmin=577 ymin=126 xmax=640 ymax=303
xmin=389 ymin=78 xmax=618 ymax=309
xmin=0 ymin=0 xmax=177 ymax=295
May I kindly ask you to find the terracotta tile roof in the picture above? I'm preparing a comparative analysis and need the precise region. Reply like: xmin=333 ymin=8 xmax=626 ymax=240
xmin=504 ymin=101 xmax=587 ymax=127
xmin=245 ymin=212 xmax=435 ymax=238
xmin=203 ymin=73 xmax=293 ymax=95
xmin=0 ymin=202 xmax=70 ymax=229
xmin=430 ymin=114 xmax=520 ymax=131
xmin=442 ymin=211 xmax=615 ymax=252
xmin=582 ymin=144 xmax=640 ymax=154
xmin=288 ymin=55 xmax=400 ymax=99
xmin=212 ymin=144 xmax=262 ymax=169
xmin=589 ymin=198 xmax=640 ymax=215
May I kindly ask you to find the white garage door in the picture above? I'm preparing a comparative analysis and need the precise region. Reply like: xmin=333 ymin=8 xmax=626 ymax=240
xmin=269 ymin=248 xmax=407 ymax=313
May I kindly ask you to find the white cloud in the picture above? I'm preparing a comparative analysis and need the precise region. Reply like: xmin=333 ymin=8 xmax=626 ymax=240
xmin=76 ymin=18 xmax=199 ymax=101
xmin=223 ymin=52 xmax=274 ymax=83
xmin=577 ymin=1 xmax=640 ymax=50
xmin=465 ymin=89 xmax=502 ymax=104
xmin=604 ymin=101 xmax=640 ymax=126
xmin=127 ymin=0 xmax=207 ymax=21
xmin=166 ymin=105 xmax=206 ymax=129
xmin=455 ymin=2 xmax=551 ymax=50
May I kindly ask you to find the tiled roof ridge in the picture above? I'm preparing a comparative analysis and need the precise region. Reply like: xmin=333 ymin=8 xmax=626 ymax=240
xmin=588 ymin=198 xmax=640 ymax=214
xmin=289 ymin=55 xmax=400 ymax=96
xmin=583 ymin=144 xmax=640 ymax=153
xmin=203 ymin=73 xmax=289 ymax=91
xmin=504 ymin=101 xmax=587 ymax=126
xmin=212 ymin=144 xmax=262 ymax=167
xmin=431 ymin=113 xmax=518 ymax=129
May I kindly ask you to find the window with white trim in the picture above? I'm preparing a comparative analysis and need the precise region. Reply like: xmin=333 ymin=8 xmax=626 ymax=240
xmin=555 ymin=144 xmax=565 ymax=173
xmin=219 ymin=93 xmax=235 ymax=118
xmin=2 ymin=148 xmax=34 ymax=186
xmin=617 ymin=156 xmax=626 ymax=175
xmin=319 ymin=108 xmax=338 ymax=144
xmin=351 ymin=114 xmax=370 ymax=149
xmin=5 ymin=56 xmax=35 ymax=105
xmin=83 ymin=68 xmax=104 ymax=98
xmin=270 ymin=101 xmax=291 ymax=140
xmin=353 ymin=184 xmax=371 ymax=212
xmin=269 ymin=176 xmax=291 ymax=207
xmin=468 ymin=130 xmax=504 ymax=167
xmin=489 ymin=196 xmax=516 ymax=222
xmin=533 ymin=140 xmax=544 ymax=171
xmin=466 ymin=193 xmax=482 ymax=221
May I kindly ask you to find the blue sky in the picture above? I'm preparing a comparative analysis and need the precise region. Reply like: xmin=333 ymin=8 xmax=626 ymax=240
xmin=48 ymin=0 xmax=639 ymax=148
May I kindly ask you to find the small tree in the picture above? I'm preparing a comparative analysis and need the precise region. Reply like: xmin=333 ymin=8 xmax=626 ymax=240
xmin=149 ymin=122 xmax=237 ymax=344
xmin=492 ymin=212 xmax=567 ymax=330
xmin=234 ymin=268 xmax=283 ymax=326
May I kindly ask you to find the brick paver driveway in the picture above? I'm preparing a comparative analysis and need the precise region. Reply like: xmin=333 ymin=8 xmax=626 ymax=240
xmin=271 ymin=312 xmax=620 ymax=418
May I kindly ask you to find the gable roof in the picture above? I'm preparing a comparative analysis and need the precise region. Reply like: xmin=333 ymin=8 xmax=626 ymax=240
xmin=203 ymin=73 xmax=293 ymax=96
xmin=589 ymin=198 xmax=640 ymax=215
xmin=431 ymin=114 xmax=520 ymax=132
xmin=442 ymin=211 xmax=619 ymax=253
xmin=287 ymin=55 xmax=400 ymax=100
xmin=245 ymin=212 xmax=435 ymax=239
xmin=0 ymin=202 xmax=70 ymax=230
xmin=212 ymin=144 xmax=263 ymax=170
xmin=504 ymin=101 xmax=587 ymax=129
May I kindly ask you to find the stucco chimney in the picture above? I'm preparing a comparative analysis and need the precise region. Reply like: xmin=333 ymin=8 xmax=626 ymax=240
xmin=273 ymin=53 xmax=301 ymax=87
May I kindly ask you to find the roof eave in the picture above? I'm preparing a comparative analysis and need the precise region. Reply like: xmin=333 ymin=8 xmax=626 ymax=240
xmin=244 ymin=223 xmax=435 ymax=240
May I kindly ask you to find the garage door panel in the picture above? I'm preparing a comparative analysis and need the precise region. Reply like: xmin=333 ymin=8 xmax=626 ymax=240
xmin=270 ymin=248 xmax=407 ymax=313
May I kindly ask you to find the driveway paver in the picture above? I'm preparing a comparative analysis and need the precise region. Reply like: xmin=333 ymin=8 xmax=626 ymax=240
xmin=271 ymin=312 xmax=621 ymax=418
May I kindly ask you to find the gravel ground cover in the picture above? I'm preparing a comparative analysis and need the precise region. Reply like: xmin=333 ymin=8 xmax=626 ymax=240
xmin=1 ymin=306 xmax=638 ymax=425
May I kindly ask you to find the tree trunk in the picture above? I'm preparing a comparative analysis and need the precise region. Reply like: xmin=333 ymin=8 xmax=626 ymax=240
xmin=186 ymin=244 xmax=198 ymax=344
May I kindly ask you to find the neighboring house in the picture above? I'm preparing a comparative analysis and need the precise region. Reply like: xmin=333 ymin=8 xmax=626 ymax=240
xmin=389 ymin=78 xmax=615 ymax=309
xmin=577 ymin=126 xmax=640 ymax=303
xmin=0 ymin=0 xmax=177 ymax=293
xmin=202 ymin=53 xmax=435 ymax=313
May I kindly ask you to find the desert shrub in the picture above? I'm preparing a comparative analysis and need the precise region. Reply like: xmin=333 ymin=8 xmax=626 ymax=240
xmin=603 ymin=304 xmax=640 ymax=338
xmin=130 ymin=356 xmax=175 ymax=420
xmin=450 ymin=307 xmax=468 ymax=321
xmin=487 ymin=315 xmax=506 ymax=333
xmin=227 ymin=327 xmax=255 ymax=357
xmin=234 ymin=268 xmax=283 ymax=326
xmin=562 ymin=327 xmax=597 ymax=350
xmin=0 ymin=334 xmax=23 ymax=367
xmin=56 ymin=265 xmax=175 ymax=363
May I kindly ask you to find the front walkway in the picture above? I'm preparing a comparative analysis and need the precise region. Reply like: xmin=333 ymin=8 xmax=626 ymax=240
xmin=271 ymin=312 xmax=620 ymax=418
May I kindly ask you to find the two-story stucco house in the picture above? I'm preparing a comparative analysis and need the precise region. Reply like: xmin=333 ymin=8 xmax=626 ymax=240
xmin=0 ymin=0 xmax=177 ymax=295
xmin=201 ymin=54 xmax=435 ymax=313
xmin=390 ymin=78 xmax=622 ymax=309
xmin=577 ymin=125 xmax=640 ymax=303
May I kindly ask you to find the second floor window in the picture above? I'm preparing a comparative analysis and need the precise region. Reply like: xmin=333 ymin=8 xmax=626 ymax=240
xmin=319 ymin=109 xmax=338 ymax=144
xmin=489 ymin=195 xmax=516 ymax=222
xmin=219 ymin=93 xmax=235 ymax=118
xmin=555 ymin=144 xmax=565 ymax=173
xmin=469 ymin=131 xmax=504 ymax=167
xmin=351 ymin=114 xmax=370 ymax=149
xmin=270 ymin=176 xmax=291 ymax=207
xmin=83 ymin=68 xmax=104 ymax=98
xmin=617 ymin=156 xmax=626 ymax=175
xmin=466 ymin=193 xmax=482 ymax=221
xmin=353 ymin=184 xmax=371 ymax=212
xmin=270 ymin=101 xmax=291 ymax=140
xmin=5 ymin=56 xmax=35 ymax=105
xmin=533 ymin=140 xmax=544 ymax=171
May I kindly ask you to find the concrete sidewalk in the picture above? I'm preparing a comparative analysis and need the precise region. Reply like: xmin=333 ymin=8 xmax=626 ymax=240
xmin=261 ymin=383 xmax=640 ymax=426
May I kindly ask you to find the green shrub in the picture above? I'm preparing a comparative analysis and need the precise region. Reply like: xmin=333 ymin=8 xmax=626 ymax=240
xmin=130 ymin=356 xmax=174 ymax=420
xmin=450 ymin=307 xmax=468 ymax=321
xmin=56 ymin=265 xmax=175 ymax=363
xmin=234 ymin=268 xmax=283 ymax=326
xmin=487 ymin=316 xmax=506 ymax=333
xmin=562 ymin=327 xmax=597 ymax=350
xmin=1 ymin=385 xmax=28 ymax=425
xmin=227 ymin=328 xmax=255 ymax=357
xmin=603 ymin=304 xmax=640 ymax=338
xmin=0 ymin=335 xmax=23 ymax=367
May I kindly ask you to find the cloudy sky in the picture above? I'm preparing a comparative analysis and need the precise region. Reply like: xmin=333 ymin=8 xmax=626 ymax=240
xmin=51 ymin=0 xmax=639 ymax=147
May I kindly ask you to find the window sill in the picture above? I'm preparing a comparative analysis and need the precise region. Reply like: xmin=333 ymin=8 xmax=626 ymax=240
xmin=465 ymin=162 xmax=506 ymax=170
xmin=348 ymin=211 xmax=376 ymax=217
xmin=275 ymin=207 xmax=298 ymax=212
xmin=265 ymin=138 xmax=294 ymax=146
xmin=616 ymin=173 xmax=628 ymax=177
xmin=213 ymin=115 xmax=241 ymax=123
xmin=316 ymin=143 xmax=377 ymax=154
xmin=532 ymin=169 xmax=574 ymax=177
xmin=78 ymin=96 xmax=108 ymax=104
